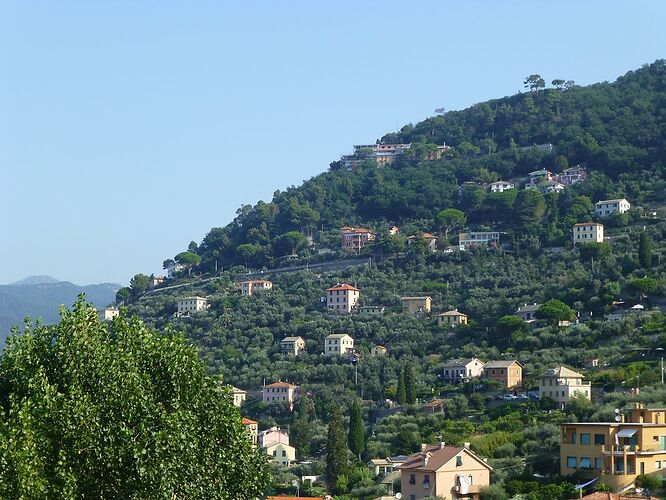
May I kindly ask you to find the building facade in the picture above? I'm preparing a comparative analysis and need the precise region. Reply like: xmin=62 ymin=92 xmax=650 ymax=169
xmin=280 ymin=336 xmax=306 ymax=356
xmin=100 ymin=306 xmax=120 ymax=321
xmin=488 ymin=181 xmax=515 ymax=193
xmin=242 ymin=417 xmax=258 ymax=448
xmin=560 ymin=404 xmax=666 ymax=490
xmin=458 ymin=232 xmax=500 ymax=251
xmin=401 ymin=296 xmax=432 ymax=315
xmin=341 ymin=227 xmax=375 ymax=251
xmin=437 ymin=310 xmax=468 ymax=327
xmin=595 ymin=199 xmax=631 ymax=217
xmin=399 ymin=443 xmax=492 ymax=500
xmin=238 ymin=279 xmax=273 ymax=296
xmin=484 ymin=360 xmax=523 ymax=389
xmin=557 ymin=165 xmax=588 ymax=185
xmin=327 ymin=283 xmax=360 ymax=313
xmin=573 ymin=222 xmax=604 ymax=245
xmin=441 ymin=358 xmax=485 ymax=383
xmin=325 ymin=333 xmax=354 ymax=355
xmin=262 ymin=382 xmax=299 ymax=409
xmin=231 ymin=386 xmax=246 ymax=407
xmin=177 ymin=296 xmax=208 ymax=315
xmin=539 ymin=366 xmax=591 ymax=408
xmin=515 ymin=303 xmax=541 ymax=322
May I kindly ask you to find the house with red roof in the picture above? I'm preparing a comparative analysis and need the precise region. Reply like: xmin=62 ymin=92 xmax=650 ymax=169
xmin=326 ymin=283 xmax=360 ymax=313
xmin=341 ymin=226 xmax=375 ymax=251
xmin=262 ymin=381 xmax=299 ymax=410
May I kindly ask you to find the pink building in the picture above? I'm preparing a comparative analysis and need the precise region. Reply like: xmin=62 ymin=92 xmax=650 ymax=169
xmin=262 ymin=382 xmax=299 ymax=410
xmin=557 ymin=165 xmax=588 ymax=185
xmin=258 ymin=426 xmax=290 ymax=448
xmin=238 ymin=279 xmax=273 ymax=296
xmin=327 ymin=283 xmax=360 ymax=313
xmin=341 ymin=226 xmax=375 ymax=251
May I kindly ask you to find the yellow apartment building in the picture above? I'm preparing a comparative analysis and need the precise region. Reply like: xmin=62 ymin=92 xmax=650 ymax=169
xmin=561 ymin=404 xmax=666 ymax=490
xmin=401 ymin=296 xmax=432 ymax=315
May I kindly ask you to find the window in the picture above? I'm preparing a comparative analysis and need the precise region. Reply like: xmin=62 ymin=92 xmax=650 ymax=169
xmin=595 ymin=458 xmax=603 ymax=470
xmin=579 ymin=457 xmax=592 ymax=469
xmin=409 ymin=474 xmax=416 ymax=485
xmin=594 ymin=434 xmax=605 ymax=445
xmin=456 ymin=456 xmax=463 ymax=467
xmin=571 ymin=432 xmax=577 ymax=444
xmin=567 ymin=456 xmax=577 ymax=468
xmin=656 ymin=461 xmax=662 ymax=469
xmin=282 ymin=450 xmax=286 ymax=457
xmin=581 ymin=433 xmax=591 ymax=445
xmin=423 ymin=474 xmax=430 ymax=485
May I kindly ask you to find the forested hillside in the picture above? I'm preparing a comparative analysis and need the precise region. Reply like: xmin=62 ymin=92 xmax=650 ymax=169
xmin=116 ymin=61 xmax=666 ymax=499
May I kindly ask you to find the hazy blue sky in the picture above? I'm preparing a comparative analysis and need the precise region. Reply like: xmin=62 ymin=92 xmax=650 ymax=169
xmin=1 ymin=1 xmax=664 ymax=285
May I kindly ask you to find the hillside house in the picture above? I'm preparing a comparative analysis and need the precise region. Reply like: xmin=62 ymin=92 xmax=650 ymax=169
xmin=264 ymin=442 xmax=296 ymax=467
xmin=399 ymin=443 xmax=492 ymax=500
xmin=371 ymin=345 xmax=388 ymax=356
xmin=401 ymin=296 xmax=432 ymax=315
xmin=437 ymin=310 xmax=468 ymax=327
xmin=231 ymin=386 xmax=246 ymax=407
xmin=166 ymin=262 xmax=186 ymax=278
xmin=423 ymin=398 xmax=447 ymax=414
xmin=242 ymin=417 xmax=258 ymax=448
xmin=488 ymin=181 xmax=515 ymax=193
xmin=238 ymin=279 xmax=273 ymax=296
xmin=325 ymin=333 xmax=354 ymax=356
xmin=441 ymin=358 xmax=484 ymax=383
xmin=177 ymin=296 xmax=209 ymax=315
xmin=525 ymin=168 xmax=556 ymax=188
xmin=327 ymin=283 xmax=360 ymax=313
xmin=557 ymin=165 xmax=588 ymax=185
xmin=341 ymin=226 xmax=375 ymax=251
xmin=406 ymin=232 xmax=438 ymax=252
xmin=259 ymin=426 xmax=290 ymax=448
xmin=458 ymin=231 xmax=501 ymax=251
xmin=515 ymin=303 xmax=541 ymax=322
xmin=262 ymin=382 xmax=298 ymax=410
xmin=280 ymin=336 xmax=305 ymax=356
xmin=100 ymin=306 xmax=119 ymax=321
xmin=359 ymin=305 xmax=385 ymax=316
xmin=149 ymin=275 xmax=165 ymax=288
xmin=368 ymin=455 xmax=409 ymax=477
xmin=389 ymin=225 xmax=401 ymax=235
xmin=573 ymin=222 xmax=604 ymax=245
xmin=483 ymin=360 xmax=523 ymax=389
xmin=340 ymin=143 xmax=448 ymax=170
xmin=539 ymin=366 xmax=591 ymax=408
xmin=595 ymin=198 xmax=630 ymax=217
xmin=560 ymin=403 xmax=666 ymax=490
xmin=541 ymin=180 xmax=566 ymax=193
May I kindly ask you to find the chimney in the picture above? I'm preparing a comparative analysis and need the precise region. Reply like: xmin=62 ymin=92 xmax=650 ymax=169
xmin=464 ymin=442 xmax=471 ymax=449
xmin=421 ymin=444 xmax=428 ymax=452
xmin=423 ymin=451 xmax=432 ymax=466
xmin=440 ymin=441 xmax=446 ymax=449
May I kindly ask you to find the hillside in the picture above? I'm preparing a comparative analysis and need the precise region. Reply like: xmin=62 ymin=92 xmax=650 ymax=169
xmin=114 ymin=61 xmax=666 ymax=498
xmin=0 ymin=278 xmax=120 ymax=343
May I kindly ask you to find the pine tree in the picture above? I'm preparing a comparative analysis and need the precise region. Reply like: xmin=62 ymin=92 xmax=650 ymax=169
xmin=348 ymin=400 xmax=365 ymax=460
xmin=639 ymin=231 xmax=652 ymax=268
xmin=404 ymin=364 xmax=417 ymax=404
xmin=397 ymin=368 xmax=406 ymax=405
xmin=326 ymin=403 xmax=348 ymax=491
xmin=291 ymin=397 xmax=314 ymax=458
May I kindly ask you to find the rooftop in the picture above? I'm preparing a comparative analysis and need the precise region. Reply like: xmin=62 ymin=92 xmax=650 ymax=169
xmin=399 ymin=444 xmax=492 ymax=472
xmin=540 ymin=365 xmax=584 ymax=379
xmin=438 ymin=310 xmax=466 ymax=316
xmin=265 ymin=382 xmax=298 ymax=389
xmin=326 ymin=333 xmax=353 ymax=339
xmin=242 ymin=417 xmax=258 ymax=425
xmin=327 ymin=283 xmax=360 ymax=292
xmin=441 ymin=357 xmax=482 ymax=368
xmin=484 ymin=360 xmax=522 ymax=369
xmin=596 ymin=198 xmax=629 ymax=204
xmin=574 ymin=222 xmax=603 ymax=227
xmin=281 ymin=336 xmax=304 ymax=342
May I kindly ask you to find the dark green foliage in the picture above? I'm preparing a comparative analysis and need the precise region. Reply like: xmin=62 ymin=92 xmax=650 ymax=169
xmin=325 ymin=403 xmax=348 ymax=492
xmin=635 ymin=474 xmax=662 ymax=491
xmin=639 ymin=231 xmax=653 ymax=268
xmin=348 ymin=400 xmax=365 ymax=459
xmin=291 ymin=397 xmax=314 ymax=458
xmin=397 ymin=368 xmax=406 ymax=405
xmin=0 ymin=297 xmax=268 ymax=499
xmin=536 ymin=299 xmax=576 ymax=324
xmin=479 ymin=484 xmax=509 ymax=500
xmin=404 ymin=364 xmax=417 ymax=404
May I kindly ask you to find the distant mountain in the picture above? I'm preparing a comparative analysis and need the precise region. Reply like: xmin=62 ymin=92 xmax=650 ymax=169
xmin=0 ymin=279 xmax=121 ymax=344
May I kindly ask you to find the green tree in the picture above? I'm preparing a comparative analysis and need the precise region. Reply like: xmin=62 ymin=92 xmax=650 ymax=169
xmin=115 ymin=286 xmax=131 ymax=304
xmin=397 ymin=369 xmax=407 ymax=405
xmin=325 ymin=403 xmax=348 ymax=492
xmin=274 ymin=231 xmax=309 ymax=256
xmin=551 ymin=79 xmax=566 ymax=90
xmin=638 ymin=231 xmax=653 ymax=268
xmin=404 ymin=364 xmax=417 ymax=404
xmin=348 ymin=400 xmax=365 ymax=460
xmin=513 ymin=189 xmax=546 ymax=229
xmin=436 ymin=208 xmax=467 ymax=238
xmin=174 ymin=251 xmax=202 ymax=266
xmin=627 ymin=276 xmax=659 ymax=297
xmin=635 ymin=474 xmax=662 ymax=491
xmin=0 ymin=297 xmax=268 ymax=499
xmin=291 ymin=397 xmax=314 ymax=458
xmin=524 ymin=74 xmax=545 ymax=92
xmin=129 ymin=273 xmax=150 ymax=298
xmin=536 ymin=299 xmax=576 ymax=324
xmin=479 ymin=484 xmax=509 ymax=500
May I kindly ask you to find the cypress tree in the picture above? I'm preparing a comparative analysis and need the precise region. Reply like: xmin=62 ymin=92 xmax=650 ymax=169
xmin=291 ymin=397 xmax=313 ymax=458
xmin=639 ymin=232 xmax=652 ymax=268
xmin=404 ymin=364 xmax=417 ymax=404
xmin=348 ymin=400 xmax=365 ymax=460
xmin=326 ymin=403 xmax=348 ymax=491
xmin=397 ymin=368 xmax=406 ymax=405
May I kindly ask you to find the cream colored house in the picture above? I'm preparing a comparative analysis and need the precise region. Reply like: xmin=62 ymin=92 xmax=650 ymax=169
xmin=100 ymin=306 xmax=119 ymax=321
xmin=539 ymin=366 xmax=591 ymax=408
xmin=238 ymin=279 xmax=273 ymax=296
xmin=242 ymin=417 xmax=258 ymax=448
xmin=325 ymin=333 xmax=354 ymax=355
xmin=438 ymin=310 xmax=468 ymax=327
xmin=488 ymin=181 xmax=514 ymax=193
xmin=401 ymin=296 xmax=432 ymax=315
xmin=458 ymin=232 xmax=500 ymax=251
xmin=280 ymin=336 xmax=305 ymax=356
xmin=264 ymin=442 xmax=296 ymax=467
xmin=149 ymin=275 xmax=165 ymax=288
xmin=560 ymin=404 xmax=666 ymax=490
xmin=595 ymin=198 xmax=630 ymax=217
xmin=441 ymin=358 xmax=484 ymax=383
xmin=177 ymin=296 xmax=208 ymax=315
xmin=327 ymin=283 xmax=360 ymax=313
xmin=573 ymin=222 xmax=604 ymax=245
xmin=230 ymin=386 xmax=246 ymax=407
xmin=258 ymin=426 xmax=290 ymax=448
xmin=359 ymin=305 xmax=385 ymax=316
xmin=367 ymin=455 xmax=409 ymax=477
xmin=262 ymin=382 xmax=299 ymax=410
xmin=372 ymin=345 xmax=388 ymax=356
xmin=399 ymin=443 xmax=492 ymax=499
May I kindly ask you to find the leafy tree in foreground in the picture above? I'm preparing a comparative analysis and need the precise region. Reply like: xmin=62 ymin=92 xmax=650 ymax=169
xmin=325 ymin=403 xmax=348 ymax=493
xmin=348 ymin=400 xmax=365 ymax=460
xmin=0 ymin=297 xmax=268 ymax=499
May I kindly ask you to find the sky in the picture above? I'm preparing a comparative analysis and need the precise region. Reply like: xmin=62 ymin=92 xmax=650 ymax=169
xmin=1 ymin=1 xmax=665 ymax=286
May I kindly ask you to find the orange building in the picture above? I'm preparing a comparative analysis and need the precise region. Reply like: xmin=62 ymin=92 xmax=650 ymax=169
xmin=484 ymin=360 xmax=523 ymax=389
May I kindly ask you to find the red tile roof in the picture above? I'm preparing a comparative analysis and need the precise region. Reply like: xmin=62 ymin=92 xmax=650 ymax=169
xmin=241 ymin=417 xmax=258 ymax=425
xmin=399 ymin=444 xmax=492 ymax=472
xmin=327 ymin=283 xmax=360 ymax=291
xmin=265 ymin=382 xmax=298 ymax=389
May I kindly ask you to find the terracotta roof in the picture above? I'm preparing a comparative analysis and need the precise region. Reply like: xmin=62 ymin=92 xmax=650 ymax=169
xmin=341 ymin=226 xmax=372 ymax=233
xmin=484 ymin=360 xmax=522 ymax=369
xmin=241 ymin=417 xmax=258 ymax=425
xmin=327 ymin=283 xmax=360 ymax=291
xmin=265 ymin=382 xmax=298 ymax=389
xmin=399 ymin=444 xmax=492 ymax=472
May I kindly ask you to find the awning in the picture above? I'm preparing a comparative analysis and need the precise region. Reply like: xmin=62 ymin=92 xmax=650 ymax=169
xmin=616 ymin=429 xmax=638 ymax=438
